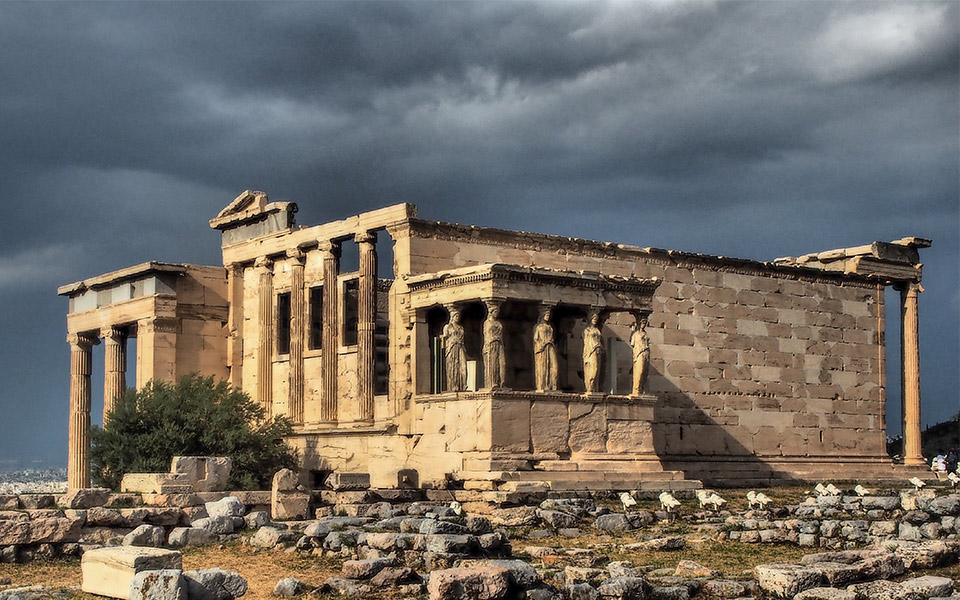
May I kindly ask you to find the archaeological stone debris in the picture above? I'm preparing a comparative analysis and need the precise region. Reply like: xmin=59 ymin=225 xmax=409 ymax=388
xmin=58 ymin=191 xmax=933 ymax=491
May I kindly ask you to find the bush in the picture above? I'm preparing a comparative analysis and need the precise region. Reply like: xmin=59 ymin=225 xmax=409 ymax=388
xmin=90 ymin=374 xmax=298 ymax=490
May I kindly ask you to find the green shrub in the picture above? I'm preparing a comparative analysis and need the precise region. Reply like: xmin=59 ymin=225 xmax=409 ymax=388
xmin=90 ymin=374 xmax=298 ymax=490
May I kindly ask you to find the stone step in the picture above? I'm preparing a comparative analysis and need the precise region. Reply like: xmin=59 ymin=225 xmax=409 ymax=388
xmin=545 ymin=478 xmax=702 ymax=492
xmin=506 ymin=470 xmax=682 ymax=482
xmin=535 ymin=459 xmax=665 ymax=473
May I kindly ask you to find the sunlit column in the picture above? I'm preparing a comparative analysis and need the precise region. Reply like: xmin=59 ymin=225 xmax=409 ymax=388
xmin=900 ymin=281 xmax=923 ymax=466
xmin=256 ymin=256 xmax=274 ymax=419
xmin=319 ymin=239 xmax=341 ymax=424
xmin=101 ymin=326 xmax=127 ymax=424
xmin=287 ymin=249 xmax=306 ymax=424
xmin=67 ymin=332 xmax=98 ymax=490
xmin=356 ymin=231 xmax=377 ymax=422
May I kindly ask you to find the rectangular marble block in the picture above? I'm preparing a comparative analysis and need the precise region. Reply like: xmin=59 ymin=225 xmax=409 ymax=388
xmin=81 ymin=546 xmax=182 ymax=599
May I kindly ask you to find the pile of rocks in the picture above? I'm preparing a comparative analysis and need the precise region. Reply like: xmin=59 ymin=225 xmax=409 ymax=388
xmin=720 ymin=491 xmax=960 ymax=549
xmin=756 ymin=539 xmax=958 ymax=598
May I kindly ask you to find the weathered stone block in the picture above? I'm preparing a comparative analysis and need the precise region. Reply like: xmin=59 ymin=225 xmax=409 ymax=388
xmin=182 ymin=568 xmax=248 ymax=600
xmin=130 ymin=569 xmax=187 ymax=600
xmin=426 ymin=566 xmax=510 ymax=600
xmin=81 ymin=546 xmax=182 ymax=599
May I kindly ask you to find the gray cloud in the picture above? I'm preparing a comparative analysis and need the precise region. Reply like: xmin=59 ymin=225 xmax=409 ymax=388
xmin=0 ymin=0 xmax=956 ymax=465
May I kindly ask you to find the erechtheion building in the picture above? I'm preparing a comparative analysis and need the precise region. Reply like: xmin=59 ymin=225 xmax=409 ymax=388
xmin=59 ymin=191 xmax=931 ymax=491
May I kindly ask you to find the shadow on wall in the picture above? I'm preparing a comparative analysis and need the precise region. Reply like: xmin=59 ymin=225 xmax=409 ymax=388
xmin=649 ymin=369 xmax=797 ymax=488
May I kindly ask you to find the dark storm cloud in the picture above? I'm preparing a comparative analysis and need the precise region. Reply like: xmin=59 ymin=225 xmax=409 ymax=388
xmin=0 ymin=0 xmax=956 ymax=465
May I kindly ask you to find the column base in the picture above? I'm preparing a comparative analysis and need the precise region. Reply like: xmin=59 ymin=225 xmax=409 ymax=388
xmin=903 ymin=457 xmax=926 ymax=467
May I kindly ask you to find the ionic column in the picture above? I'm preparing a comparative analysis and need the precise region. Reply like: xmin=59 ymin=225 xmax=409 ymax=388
xmin=356 ymin=231 xmax=377 ymax=422
xmin=67 ymin=333 xmax=98 ymax=490
xmin=101 ymin=326 xmax=127 ymax=424
xmin=226 ymin=263 xmax=245 ymax=389
xmin=256 ymin=256 xmax=274 ymax=420
xmin=319 ymin=240 xmax=341 ymax=424
xmin=287 ymin=249 xmax=306 ymax=424
xmin=900 ymin=281 xmax=923 ymax=466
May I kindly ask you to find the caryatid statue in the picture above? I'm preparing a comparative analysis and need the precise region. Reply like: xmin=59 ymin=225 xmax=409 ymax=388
xmin=483 ymin=301 xmax=506 ymax=389
xmin=630 ymin=313 xmax=650 ymax=395
xmin=533 ymin=306 xmax=558 ymax=392
xmin=443 ymin=306 xmax=467 ymax=391
xmin=583 ymin=310 xmax=604 ymax=393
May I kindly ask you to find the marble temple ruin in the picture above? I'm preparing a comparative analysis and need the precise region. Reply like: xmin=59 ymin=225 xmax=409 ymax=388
xmin=58 ymin=191 xmax=931 ymax=491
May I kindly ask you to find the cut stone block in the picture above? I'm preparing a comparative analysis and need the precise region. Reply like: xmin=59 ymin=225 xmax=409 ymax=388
xmin=328 ymin=473 xmax=370 ymax=491
xmin=130 ymin=569 xmax=187 ymax=600
xmin=81 ymin=546 xmax=182 ymax=599
xmin=121 ymin=473 xmax=193 ymax=494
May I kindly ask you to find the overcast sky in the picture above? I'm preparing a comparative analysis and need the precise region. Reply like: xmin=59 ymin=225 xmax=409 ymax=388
xmin=0 ymin=1 xmax=956 ymax=467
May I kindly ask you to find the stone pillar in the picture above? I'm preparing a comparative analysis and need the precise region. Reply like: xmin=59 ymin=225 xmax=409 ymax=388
xmin=226 ymin=263 xmax=245 ymax=389
xmin=135 ymin=318 xmax=178 ymax=388
xmin=287 ymin=249 xmax=306 ymax=424
xmin=101 ymin=326 xmax=127 ymax=424
xmin=256 ymin=256 xmax=274 ymax=420
xmin=356 ymin=231 xmax=377 ymax=422
xmin=900 ymin=281 xmax=923 ymax=466
xmin=319 ymin=240 xmax=341 ymax=424
xmin=67 ymin=332 xmax=97 ymax=490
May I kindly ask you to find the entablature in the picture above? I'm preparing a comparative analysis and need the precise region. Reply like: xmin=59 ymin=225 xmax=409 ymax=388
xmin=404 ymin=263 xmax=660 ymax=313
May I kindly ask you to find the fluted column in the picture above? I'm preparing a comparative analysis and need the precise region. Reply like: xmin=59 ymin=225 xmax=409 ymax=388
xmin=900 ymin=281 xmax=923 ymax=466
xmin=287 ymin=249 xmax=306 ymax=424
xmin=256 ymin=256 xmax=274 ymax=420
xmin=101 ymin=326 xmax=127 ymax=424
xmin=356 ymin=231 xmax=377 ymax=422
xmin=319 ymin=240 xmax=341 ymax=424
xmin=67 ymin=332 xmax=98 ymax=490
xmin=226 ymin=263 xmax=245 ymax=389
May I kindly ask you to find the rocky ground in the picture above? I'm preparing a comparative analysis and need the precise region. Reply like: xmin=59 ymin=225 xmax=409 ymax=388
xmin=1 ymin=485 xmax=959 ymax=599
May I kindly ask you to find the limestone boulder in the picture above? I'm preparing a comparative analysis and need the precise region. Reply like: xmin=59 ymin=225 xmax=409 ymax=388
xmin=899 ymin=575 xmax=955 ymax=597
xmin=130 ymin=569 xmax=186 ymax=600
xmin=846 ymin=580 xmax=925 ymax=600
xmin=182 ymin=569 xmax=248 ymax=600
xmin=167 ymin=527 xmax=216 ymax=548
xmin=58 ymin=488 xmax=111 ymax=509
xmin=191 ymin=516 xmax=235 ymax=535
xmin=81 ymin=546 xmax=182 ymax=599
xmin=0 ymin=516 xmax=83 ymax=545
xmin=205 ymin=497 xmax=245 ymax=519
xmin=596 ymin=576 xmax=649 ymax=600
xmin=793 ymin=588 xmax=856 ymax=600
xmin=341 ymin=557 xmax=398 ymax=580
xmin=273 ymin=578 xmax=308 ymax=597
xmin=755 ymin=563 xmax=825 ymax=598
xmin=426 ymin=566 xmax=511 ymax=600
xmin=123 ymin=524 xmax=167 ymax=548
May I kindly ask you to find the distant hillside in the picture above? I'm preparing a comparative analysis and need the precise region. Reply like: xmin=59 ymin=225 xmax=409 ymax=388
xmin=923 ymin=412 xmax=960 ymax=457
xmin=887 ymin=412 xmax=959 ymax=459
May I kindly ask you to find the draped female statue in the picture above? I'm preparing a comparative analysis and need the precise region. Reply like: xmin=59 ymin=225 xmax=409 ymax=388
xmin=583 ymin=310 xmax=603 ymax=393
xmin=630 ymin=314 xmax=650 ymax=395
xmin=533 ymin=307 xmax=558 ymax=391
xmin=483 ymin=301 xmax=506 ymax=388
xmin=443 ymin=307 xmax=467 ymax=391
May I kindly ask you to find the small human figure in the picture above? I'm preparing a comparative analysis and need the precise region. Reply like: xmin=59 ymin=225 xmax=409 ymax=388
xmin=443 ymin=307 xmax=467 ymax=391
xmin=630 ymin=314 xmax=650 ymax=395
xmin=533 ymin=306 xmax=558 ymax=391
xmin=583 ymin=310 xmax=603 ymax=393
xmin=483 ymin=301 xmax=506 ymax=388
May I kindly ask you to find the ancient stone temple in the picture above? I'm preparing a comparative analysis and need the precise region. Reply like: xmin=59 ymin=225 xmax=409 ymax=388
xmin=59 ymin=191 xmax=931 ymax=490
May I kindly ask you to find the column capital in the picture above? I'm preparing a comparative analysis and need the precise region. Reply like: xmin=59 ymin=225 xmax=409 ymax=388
xmin=354 ymin=230 xmax=376 ymax=245
xmin=67 ymin=332 xmax=99 ymax=347
xmin=254 ymin=256 xmax=274 ymax=270
xmin=100 ymin=325 xmax=127 ymax=342
xmin=226 ymin=262 xmax=245 ymax=276
xmin=317 ymin=239 xmax=342 ymax=257
xmin=286 ymin=248 xmax=306 ymax=264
